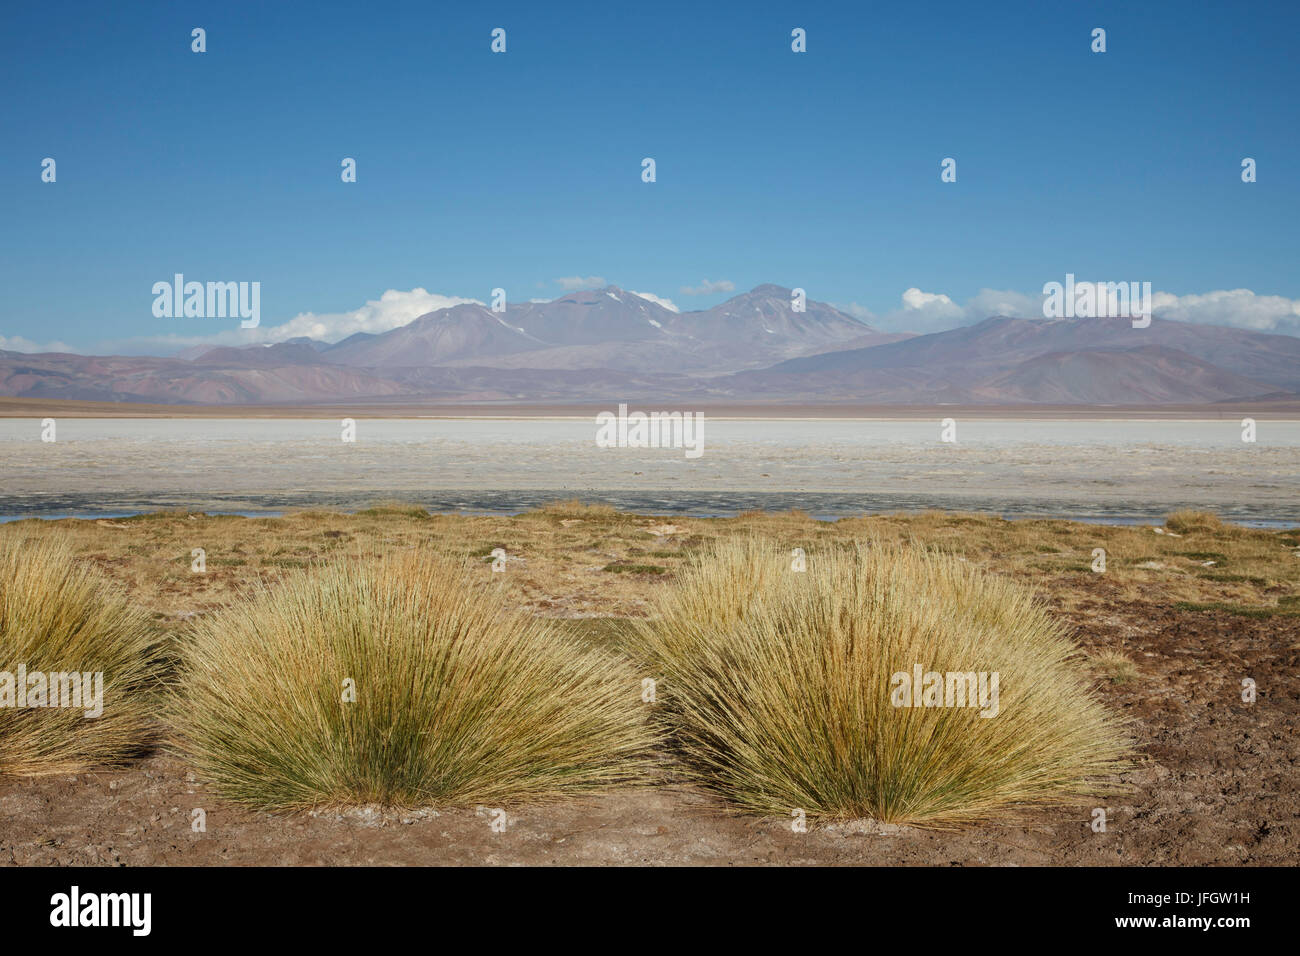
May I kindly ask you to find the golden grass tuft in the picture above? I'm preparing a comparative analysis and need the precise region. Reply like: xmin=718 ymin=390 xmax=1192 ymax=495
xmin=0 ymin=536 xmax=162 ymax=776
xmin=1165 ymin=510 xmax=1227 ymax=535
xmin=534 ymin=498 xmax=620 ymax=520
xmin=354 ymin=501 xmax=431 ymax=519
xmin=1089 ymin=650 xmax=1139 ymax=684
xmin=631 ymin=538 xmax=1132 ymax=826
xmin=171 ymin=551 xmax=655 ymax=810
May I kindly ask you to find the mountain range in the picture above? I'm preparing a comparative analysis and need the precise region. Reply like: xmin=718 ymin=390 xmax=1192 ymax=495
xmin=2 ymin=285 xmax=1297 ymax=405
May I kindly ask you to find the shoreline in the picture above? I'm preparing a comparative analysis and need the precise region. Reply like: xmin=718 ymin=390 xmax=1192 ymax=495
xmin=6 ymin=421 xmax=1297 ymax=521
xmin=5 ymin=496 xmax=1294 ymax=528
xmin=4 ymin=397 xmax=1300 ymax=421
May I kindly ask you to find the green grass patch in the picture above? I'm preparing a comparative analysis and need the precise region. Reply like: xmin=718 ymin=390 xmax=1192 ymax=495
xmin=1198 ymin=572 xmax=1269 ymax=586
xmin=355 ymin=504 xmax=430 ymax=519
xmin=602 ymin=563 xmax=668 ymax=575
xmin=1174 ymin=601 xmax=1300 ymax=618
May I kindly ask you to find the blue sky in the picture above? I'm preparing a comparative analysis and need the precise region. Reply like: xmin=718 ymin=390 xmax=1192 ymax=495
xmin=2 ymin=0 xmax=1298 ymax=353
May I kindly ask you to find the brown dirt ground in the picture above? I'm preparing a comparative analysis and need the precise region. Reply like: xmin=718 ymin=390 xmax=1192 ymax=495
xmin=1 ymin=506 xmax=1297 ymax=865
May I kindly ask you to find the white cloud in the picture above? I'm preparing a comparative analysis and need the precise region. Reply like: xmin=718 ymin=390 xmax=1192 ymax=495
xmin=628 ymin=290 xmax=679 ymax=313
xmin=868 ymin=287 xmax=1045 ymax=334
xmin=40 ymin=282 xmax=1300 ymax=358
xmin=874 ymin=287 xmax=966 ymax=333
xmin=835 ymin=290 xmax=1039 ymax=332
xmin=0 ymin=334 xmax=75 ymax=353
xmin=89 ymin=286 xmax=680 ymax=355
xmin=680 ymin=278 xmax=736 ymax=296
xmin=263 ymin=288 xmax=482 ymax=342
xmin=92 ymin=288 xmax=481 ymax=355
xmin=868 ymin=284 xmax=1300 ymax=336
xmin=965 ymin=288 xmax=1043 ymax=320
xmin=1151 ymin=288 xmax=1300 ymax=335
xmin=555 ymin=276 xmax=607 ymax=290
xmin=900 ymin=287 xmax=959 ymax=313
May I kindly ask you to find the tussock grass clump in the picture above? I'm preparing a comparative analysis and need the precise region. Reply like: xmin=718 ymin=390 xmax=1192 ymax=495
xmin=534 ymin=498 xmax=620 ymax=521
xmin=632 ymin=539 xmax=1131 ymax=826
xmin=1165 ymin=510 xmax=1227 ymax=535
xmin=172 ymin=552 xmax=654 ymax=810
xmin=603 ymin=562 xmax=669 ymax=575
xmin=1090 ymin=650 xmax=1139 ymax=684
xmin=354 ymin=502 xmax=430 ymax=519
xmin=0 ymin=536 xmax=162 ymax=775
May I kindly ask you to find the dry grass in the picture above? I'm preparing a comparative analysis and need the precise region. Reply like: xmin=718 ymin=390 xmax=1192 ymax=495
xmin=1089 ymin=650 xmax=1139 ymax=684
xmin=0 ymin=535 xmax=163 ymax=775
xmin=1165 ymin=510 xmax=1227 ymax=535
xmin=170 ymin=550 xmax=656 ymax=810
xmin=631 ymin=538 xmax=1132 ymax=826
xmin=0 ymin=505 xmax=1292 ymax=813
xmin=535 ymin=498 xmax=621 ymax=520
xmin=5 ymin=505 xmax=1292 ymax=623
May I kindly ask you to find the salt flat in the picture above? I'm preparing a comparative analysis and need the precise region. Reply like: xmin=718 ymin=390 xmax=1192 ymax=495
xmin=2 ymin=417 xmax=1298 ymax=522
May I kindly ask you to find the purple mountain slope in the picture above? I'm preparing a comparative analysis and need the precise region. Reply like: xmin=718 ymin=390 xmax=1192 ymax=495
xmin=1 ymin=295 xmax=1296 ymax=405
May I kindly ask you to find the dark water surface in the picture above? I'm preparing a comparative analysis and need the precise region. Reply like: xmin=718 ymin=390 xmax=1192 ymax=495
xmin=2 ymin=490 xmax=1295 ymax=527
